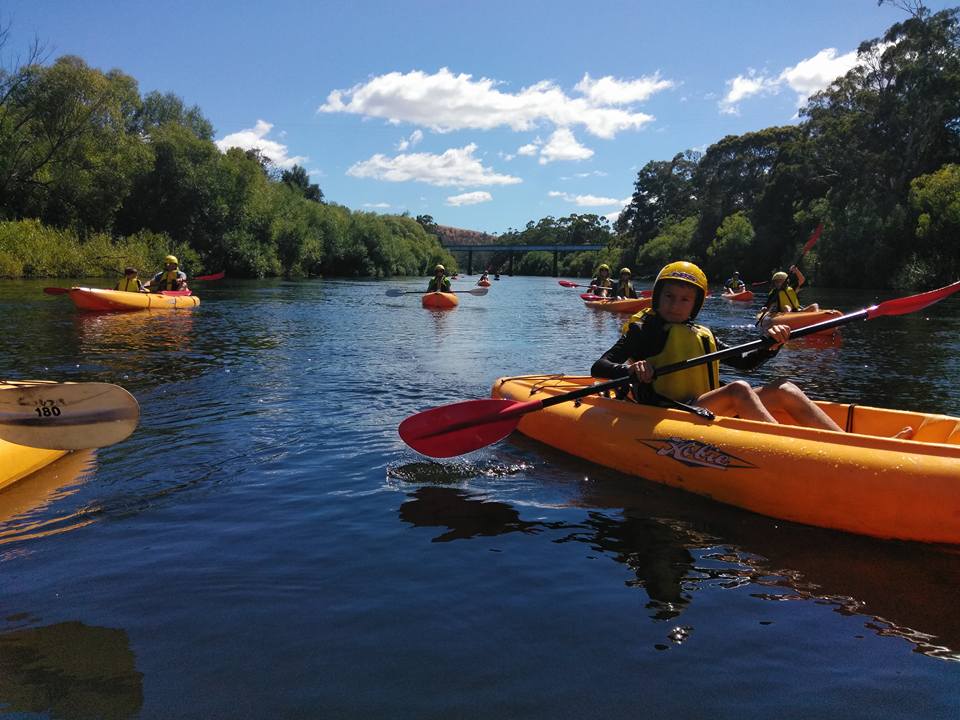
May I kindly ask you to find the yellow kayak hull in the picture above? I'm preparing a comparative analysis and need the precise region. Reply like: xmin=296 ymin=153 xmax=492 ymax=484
xmin=68 ymin=287 xmax=200 ymax=312
xmin=492 ymin=374 xmax=960 ymax=544
xmin=584 ymin=297 xmax=652 ymax=313
xmin=0 ymin=381 xmax=68 ymax=492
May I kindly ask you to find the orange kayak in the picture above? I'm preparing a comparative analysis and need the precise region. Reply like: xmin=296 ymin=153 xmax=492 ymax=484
xmin=759 ymin=309 xmax=842 ymax=335
xmin=722 ymin=290 xmax=755 ymax=302
xmin=477 ymin=280 xmax=491 ymax=287
xmin=68 ymin=287 xmax=200 ymax=312
xmin=584 ymin=297 xmax=652 ymax=314
xmin=422 ymin=292 xmax=459 ymax=309
xmin=492 ymin=374 xmax=960 ymax=544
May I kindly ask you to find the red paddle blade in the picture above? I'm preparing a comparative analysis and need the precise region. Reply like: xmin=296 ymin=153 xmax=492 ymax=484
xmin=399 ymin=398 xmax=538 ymax=458
xmin=801 ymin=223 xmax=823 ymax=254
xmin=580 ymin=293 xmax=602 ymax=300
xmin=558 ymin=280 xmax=578 ymax=287
xmin=194 ymin=271 xmax=225 ymax=281
xmin=43 ymin=287 xmax=70 ymax=295
xmin=867 ymin=280 xmax=960 ymax=319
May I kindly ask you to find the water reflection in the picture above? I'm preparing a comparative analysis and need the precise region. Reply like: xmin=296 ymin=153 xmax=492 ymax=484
xmin=0 ymin=620 xmax=142 ymax=719
xmin=0 ymin=450 xmax=97 ymax=548
xmin=397 ymin=483 xmax=960 ymax=660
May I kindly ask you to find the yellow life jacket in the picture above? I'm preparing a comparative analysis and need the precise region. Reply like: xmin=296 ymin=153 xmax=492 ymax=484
xmin=156 ymin=270 xmax=181 ymax=291
xmin=623 ymin=309 xmax=719 ymax=401
xmin=777 ymin=286 xmax=801 ymax=311
xmin=115 ymin=276 xmax=140 ymax=292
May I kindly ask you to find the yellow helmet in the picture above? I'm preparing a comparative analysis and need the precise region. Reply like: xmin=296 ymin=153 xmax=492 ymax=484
xmin=597 ymin=263 xmax=610 ymax=273
xmin=772 ymin=271 xmax=788 ymax=284
xmin=434 ymin=264 xmax=446 ymax=273
xmin=653 ymin=261 xmax=709 ymax=319
xmin=619 ymin=267 xmax=632 ymax=276
xmin=164 ymin=255 xmax=179 ymax=266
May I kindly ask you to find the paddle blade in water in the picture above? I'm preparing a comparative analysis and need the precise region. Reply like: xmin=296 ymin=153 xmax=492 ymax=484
xmin=399 ymin=398 xmax=535 ymax=457
xmin=43 ymin=287 xmax=70 ymax=295
xmin=465 ymin=286 xmax=489 ymax=296
xmin=385 ymin=288 xmax=409 ymax=297
xmin=0 ymin=382 xmax=140 ymax=450
xmin=867 ymin=281 xmax=960 ymax=319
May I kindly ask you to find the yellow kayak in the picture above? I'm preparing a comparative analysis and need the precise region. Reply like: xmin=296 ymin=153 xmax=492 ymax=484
xmin=584 ymin=297 xmax=652 ymax=313
xmin=68 ymin=287 xmax=200 ymax=311
xmin=492 ymin=374 xmax=960 ymax=544
xmin=0 ymin=381 xmax=67 ymax=492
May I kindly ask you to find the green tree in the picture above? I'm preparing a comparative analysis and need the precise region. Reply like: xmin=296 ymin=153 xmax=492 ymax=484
xmin=281 ymin=164 xmax=323 ymax=203
xmin=705 ymin=212 xmax=756 ymax=278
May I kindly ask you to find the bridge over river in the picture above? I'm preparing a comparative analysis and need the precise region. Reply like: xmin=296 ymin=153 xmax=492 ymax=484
xmin=441 ymin=243 xmax=604 ymax=275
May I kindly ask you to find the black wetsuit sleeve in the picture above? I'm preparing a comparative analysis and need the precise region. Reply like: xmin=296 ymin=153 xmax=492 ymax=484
xmin=591 ymin=320 xmax=666 ymax=378
xmin=717 ymin=336 xmax=779 ymax=371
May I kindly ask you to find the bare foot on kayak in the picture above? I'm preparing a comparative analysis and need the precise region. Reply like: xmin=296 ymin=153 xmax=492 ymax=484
xmin=892 ymin=426 xmax=914 ymax=439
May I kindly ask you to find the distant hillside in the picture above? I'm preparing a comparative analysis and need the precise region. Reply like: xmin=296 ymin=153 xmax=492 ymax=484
xmin=435 ymin=225 xmax=497 ymax=246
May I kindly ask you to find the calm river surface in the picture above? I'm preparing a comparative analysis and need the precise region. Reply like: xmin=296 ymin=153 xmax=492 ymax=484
xmin=1 ymin=276 xmax=959 ymax=719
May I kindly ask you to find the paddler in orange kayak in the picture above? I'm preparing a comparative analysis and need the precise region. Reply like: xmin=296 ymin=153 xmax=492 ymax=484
xmin=611 ymin=267 xmax=639 ymax=299
xmin=427 ymin=264 xmax=452 ymax=293
xmin=144 ymin=255 xmax=188 ymax=293
xmin=114 ymin=267 xmax=146 ymax=293
xmin=763 ymin=265 xmax=820 ymax=312
xmin=591 ymin=261 xmax=844 ymax=431
xmin=588 ymin=263 xmax=614 ymax=298
xmin=724 ymin=271 xmax=746 ymax=293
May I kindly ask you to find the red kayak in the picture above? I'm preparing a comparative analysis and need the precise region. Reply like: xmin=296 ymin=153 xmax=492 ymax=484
xmin=722 ymin=289 xmax=754 ymax=302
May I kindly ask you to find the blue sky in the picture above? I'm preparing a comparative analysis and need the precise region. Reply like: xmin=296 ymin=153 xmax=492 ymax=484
xmin=6 ymin=1 xmax=956 ymax=234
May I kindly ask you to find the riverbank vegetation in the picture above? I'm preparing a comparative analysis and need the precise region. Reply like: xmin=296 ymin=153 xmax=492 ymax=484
xmin=0 ymin=40 xmax=454 ymax=279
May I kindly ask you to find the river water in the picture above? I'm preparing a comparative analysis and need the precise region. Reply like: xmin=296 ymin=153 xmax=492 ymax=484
xmin=1 ymin=276 xmax=958 ymax=719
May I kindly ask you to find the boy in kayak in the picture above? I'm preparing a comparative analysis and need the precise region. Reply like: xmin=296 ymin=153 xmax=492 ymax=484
xmin=612 ymin=267 xmax=639 ymax=299
xmin=114 ymin=267 xmax=146 ymax=293
xmin=591 ymin=261 xmax=843 ymax=430
xmin=588 ymin=264 xmax=614 ymax=298
xmin=763 ymin=265 xmax=819 ymax=312
xmin=144 ymin=255 xmax=188 ymax=293
xmin=427 ymin=264 xmax=452 ymax=293
xmin=724 ymin=271 xmax=746 ymax=293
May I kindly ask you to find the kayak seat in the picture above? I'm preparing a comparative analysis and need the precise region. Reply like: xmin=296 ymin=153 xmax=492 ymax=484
xmin=911 ymin=416 xmax=960 ymax=444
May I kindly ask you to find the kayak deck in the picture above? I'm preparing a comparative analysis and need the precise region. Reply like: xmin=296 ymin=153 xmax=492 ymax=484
xmin=0 ymin=381 xmax=68 ymax=492
xmin=583 ymin=297 xmax=652 ymax=313
xmin=68 ymin=287 xmax=200 ymax=312
xmin=422 ymin=292 xmax=459 ymax=309
xmin=492 ymin=374 xmax=960 ymax=544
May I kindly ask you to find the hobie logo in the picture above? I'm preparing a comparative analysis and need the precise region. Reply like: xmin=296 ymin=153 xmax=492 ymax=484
xmin=640 ymin=437 xmax=755 ymax=470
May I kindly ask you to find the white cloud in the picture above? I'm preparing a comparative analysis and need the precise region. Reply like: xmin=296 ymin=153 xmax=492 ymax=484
xmin=778 ymin=47 xmax=860 ymax=102
xmin=539 ymin=128 xmax=594 ymax=164
xmin=215 ymin=120 xmax=307 ymax=169
xmin=517 ymin=140 xmax=540 ymax=156
xmin=363 ymin=202 xmax=392 ymax=208
xmin=346 ymin=143 xmax=521 ymax=187
xmin=720 ymin=45 xmax=878 ymax=115
xmin=574 ymin=72 xmax=674 ymax=105
xmin=319 ymin=67 xmax=659 ymax=139
xmin=549 ymin=190 xmax=630 ymax=207
xmin=445 ymin=191 xmax=493 ymax=206
xmin=560 ymin=170 xmax=609 ymax=180
xmin=719 ymin=71 xmax=780 ymax=115
xmin=396 ymin=128 xmax=424 ymax=151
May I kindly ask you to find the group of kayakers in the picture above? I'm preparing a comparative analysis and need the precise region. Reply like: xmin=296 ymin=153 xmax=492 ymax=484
xmin=113 ymin=256 xmax=188 ymax=294
xmin=588 ymin=260 xmax=913 ymax=438
xmin=427 ymin=265 xmax=501 ymax=292
xmin=588 ymin=264 xmax=639 ymax=299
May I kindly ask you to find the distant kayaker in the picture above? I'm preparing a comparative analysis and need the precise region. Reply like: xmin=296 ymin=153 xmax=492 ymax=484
xmin=427 ymin=264 xmax=452 ymax=293
xmin=114 ymin=267 xmax=145 ymax=293
xmin=612 ymin=267 xmax=639 ymax=299
xmin=588 ymin=264 xmax=614 ymax=298
xmin=145 ymin=255 xmax=187 ymax=293
xmin=591 ymin=261 xmax=844 ymax=431
xmin=763 ymin=265 xmax=818 ymax=312
xmin=724 ymin=271 xmax=746 ymax=293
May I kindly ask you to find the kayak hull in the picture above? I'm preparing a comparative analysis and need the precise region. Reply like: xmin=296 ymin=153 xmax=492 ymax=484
xmin=68 ymin=287 xmax=200 ymax=312
xmin=492 ymin=374 xmax=960 ymax=544
xmin=0 ymin=381 xmax=68 ymax=492
xmin=477 ymin=280 xmax=491 ymax=287
xmin=722 ymin=290 xmax=755 ymax=302
xmin=759 ymin=309 xmax=841 ymax=334
xmin=584 ymin=297 xmax=652 ymax=313
xmin=422 ymin=292 xmax=459 ymax=309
